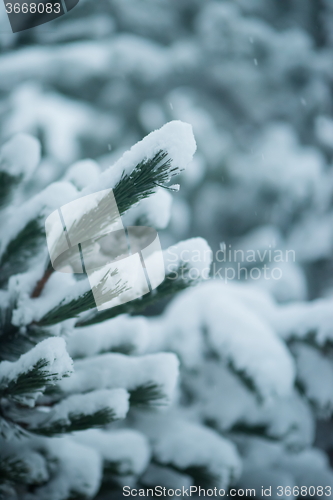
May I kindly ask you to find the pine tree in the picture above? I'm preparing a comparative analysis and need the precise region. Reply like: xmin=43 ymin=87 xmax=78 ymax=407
xmin=0 ymin=121 xmax=240 ymax=499
xmin=3 ymin=123 xmax=333 ymax=500
xmin=2 ymin=0 xmax=333 ymax=498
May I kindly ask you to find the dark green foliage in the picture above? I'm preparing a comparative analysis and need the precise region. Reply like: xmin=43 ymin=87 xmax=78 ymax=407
xmin=37 ymin=270 xmax=127 ymax=326
xmin=36 ymin=287 xmax=97 ymax=327
xmin=0 ymin=218 xmax=45 ymax=288
xmin=114 ymin=150 xmax=176 ymax=216
xmin=0 ymin=172 xmax=21 ymax=209
xmin=288 ymin=333 xmax=333 ymax=354
xmin=229 ymin=422 xmax=276 ymax=440
xmin=229 ymin=421 xmax=297 ymax=442
xmin=0 ymin=139 xmax=200 ymax=498
xmin=0 ymin=418 xmax=27 ymax=440
xmin=52 ymin=150 xmax=174 ymax=252
xmin=0 ymin=307 xmax=22 ymax=362
xmin=0 ymin=326 xmax=49 ymax=363
xmin=0 ymin=358 xmax=67 ymax=404
xmin=72 ymin=343 xmax=137 ymax=360
xmin=129 ymin=382 xmax=168 ymax=408
xmin=0 ymin=150 xmax=175 ymax=290
xmin=0 ymin=358 xmax=49 ymax=399
xmin=0 ymin=456 xmax=29 ymax=484
xmin=226 ymin=360 xmax=260 ymax=400
xmin=103 ymin=460 xmax=134 ymax=477
xmin=77 ymin=264 xmax=193 ymax=327
xmin=32 ymin=408 xmax=118 ymax=436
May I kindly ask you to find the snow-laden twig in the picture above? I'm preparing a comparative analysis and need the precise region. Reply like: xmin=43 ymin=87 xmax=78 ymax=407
xmin=0 ymin=338 xmax=73 ymax=407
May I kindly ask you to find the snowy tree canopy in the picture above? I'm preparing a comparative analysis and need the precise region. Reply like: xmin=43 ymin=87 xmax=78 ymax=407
xmin=1 ymin=0 xmax=333 ymax=498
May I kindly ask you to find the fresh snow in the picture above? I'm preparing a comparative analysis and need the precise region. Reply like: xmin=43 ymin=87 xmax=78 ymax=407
xmin=0 ymin=181 xmax=78 ymax=261
xmin=67 ymin=315 xmax=149 ymax=358
xmin=134 ymin=412 xmax=241 ymax=489
xmin=58 ymin=352 xmax=179 ymax=405
xmin=11 ymin=272 xmax=90 ymax=327
xmin=35 ymin=389 xmax=129 ymax=429
xmin=293 ymin=343 xmax=333 ymax=415
xmin=0 ymin=338 xmax=73 ymax=406
xmin=163 ymin=237 xmax=213 ymax=276
xmin=123 ymin=188 xmax=172 ymax=229
xmin=149 ymin=281 xmax=295 ymax=399
xmin=63 ymin=159 xmax=101 ymax=190
xmin=75 ymin=429 xmax=150 ymax=476
xmin=82 ymin=121 xmax=197 ymax=197
xmin=0 ymin=133 xmax=40 ymax=179
xmin=27 ymin=437 xmax=102 ymax=500
xmin=0 ymin=441 xmax=48 ymax=485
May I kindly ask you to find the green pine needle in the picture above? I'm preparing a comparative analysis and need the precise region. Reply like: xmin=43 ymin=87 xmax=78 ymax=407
xmin=114 ymin=150 xmax=175 ymax=215
xmin=32 ymin=408 xmax=118 ymax=436
xmin=37 ymin=270 xmax=128 ymax=327
xmin=0 ymin=326 xmax=49 ymax=363
xmin=73 ymin=342 xmax=137 ymax=360
xmin=0 ymin=358 xmax=61 ymax=403
xmin=0 ymin=149 xmax=175 ymax=291
xmin=0 ymin=171 xmax=22 ymax=209
xmin=0 ymin=456 xmax=29 ymax=484
xmin=129 ymin=382 xmax=168 ymax=408
xmin=76 ymin=264 xmax=193 ymax=327
xmin=0 ymin=218 xmax=45 ymax=288
xmin=103 ymin=460 xmax=134 ymax=477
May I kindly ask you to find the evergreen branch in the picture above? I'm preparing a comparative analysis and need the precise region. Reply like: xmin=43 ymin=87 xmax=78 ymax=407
xmin=100 ymin=342 xmax=137 ymax=355
xmin=0 ymin=450 xmax=47 ymax=486
xmin=37 ymin=289 xmax=96 ymax=327
xmin=37 ymin=270 xmax=128 ymax=327
xmin=0 ymin=325 xmax=49 ymax=362
xmin=226 ymin=360 xmax=261 ymax=400
xmin=229 ymin=422 xmax=278 ymax=440
xmin=103 ymin=460 xmax=135 ymax=477
xmin=31 ymin=408 xmax=117 ymax=436
xmin=0 ymin=415 xmax=28 ymax=439
xmin=294 ymin=377 xmax=330 ymax=416
xmin=72 ymin=342 xmax=137 ymax=360
xmin=0 ymin=308 xmax=22 ymax=362
xmin=0 ymin=150 xmax=175 ymax=294
xmin=76 ymin=264 xmax=193 ymax=327
xmin=98 ymin=342 xmax=137 ymax=356
xmin=129 ymin=382 xmax=169 ymax=408
xmin=24 ymin=388 xmax=129 ymax=434
xmin=0 ymin=359 xmax=59 ymax=403
xmin=229 ymin=421 xmax=296 ymax=442
xmin=0 ymin=218 xmax=45 ymax=288
xmin=113 ymin=150 xmax=175 ymax=215
xmin=0 ymin=171 xmax=22 ymax=209
xmin=58 ymin=150 xmax=174 ymax=252
xmin=287 ymin=333 xmax=333 ymax=355
xmin=24 ymin=151 xmax=173 ymax=321
xmin=0 ymin=456 xmax=29 ymax=484
xmin=0 ymin=338 xmax=72 ymax=405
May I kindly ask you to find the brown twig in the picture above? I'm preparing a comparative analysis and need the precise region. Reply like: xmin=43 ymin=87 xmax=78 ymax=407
xmin=31 ymin=267 xmax=54 ymax=298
